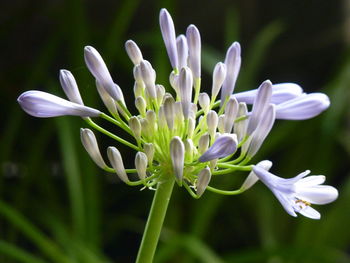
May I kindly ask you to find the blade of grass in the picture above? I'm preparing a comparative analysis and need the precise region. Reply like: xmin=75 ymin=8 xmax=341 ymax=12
xmin=0 ymin=240 xmax=49 ymax=263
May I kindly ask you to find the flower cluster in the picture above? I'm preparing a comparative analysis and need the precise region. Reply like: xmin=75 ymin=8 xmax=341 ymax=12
xmin=17 ymin=9 xmax=337 ymax=219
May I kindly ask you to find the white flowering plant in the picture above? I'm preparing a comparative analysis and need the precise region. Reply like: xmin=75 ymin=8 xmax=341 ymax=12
xmin=17 ymin=8 xmax=338 ymax=262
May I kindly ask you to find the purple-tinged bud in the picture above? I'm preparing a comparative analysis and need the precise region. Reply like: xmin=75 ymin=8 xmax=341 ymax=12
xmin=244 ymin=104 xmax=276 ymax=157
xmin=196 ymin=167 xmax=211 ymax=197
xmin=234 ymin=83 xmax=303 ymax=104
xmin=212 ymin=62 xmax=226 ymax=100
xmin=186 ymin=25 xmax=201 ymax=78
xmin=156 ymin=84 xmax=166 ymax=106
xmin=241 ymin=160 xmax=272 ymax=191
xmin=234 ymin=102 xmax=248 ymax=142
xmin=140 ymin=60 xmax=157 ymax=99
xmin=217 ymin=114 xmax=225 ymax=134
xmin=125 ymin=40 xmax=143 ymax=65
xmin=135 ymin=96 xmax=146 ymax=116
xmin=247 ymin=80 xmax=272 ymax=135
xmin=135 ymin=152 xmax=148 ymax=180
xmin=170 ymin=136 xmax=185 ymax=185
xmin=80 ymin=128 xmax=107 ymax=169
xmin=159 ymin=8 xmax=178 ymax=69
xmin=199 ymin=134 xmax=237 ymax=162
xmin=224 ymin=97 xmax=238 ymax=133
xmin=96 ymin=80 xmax=118 ymax=116
xmin=59 ymin=70 xmax=83 ymax=105
xmin=198 ymin=133 xmax=210 ymax=154
xmin=207 ymin=110 xmax=218 ymax=139
xmin=198 ymin=93 xmax=210 ymax=113
xmin=179 ymin=67 xmax=193 ymax=119
xmin=220 ymin=42 xmax=241 ymax=102
xmin=84 ymin=46 xmax=123 ymax=101
xmin=177 ymin=34 xmax=188 ymax=69
xmin=275 ymin=93 xmax=330 ymax=120
xmin=164 ymin=96 xmax=175 ymax=130
xmin=107 ymin=147 xmax=129 ymax=183
xmin=144 ymin=143 xmax=155 ymax=166
xmin=169 ymin=71 xmax=180 ymax=95
xmin=18 ymin=91 xmax=101 ymax=118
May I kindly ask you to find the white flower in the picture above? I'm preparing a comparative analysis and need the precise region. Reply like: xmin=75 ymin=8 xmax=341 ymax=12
xmin=253 ymin=166 xmax=338 ymax=219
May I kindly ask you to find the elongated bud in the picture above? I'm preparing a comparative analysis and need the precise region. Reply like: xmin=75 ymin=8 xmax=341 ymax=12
xmin=96 ymin=80 xmax=118 ymax=116
xmin=158 ymin=106 xmax=167 ymax=128
xmin=224 ymin=97 xmax=238 ymax=133
xmin=207 ymin=110 xmax=218 ymax=139
xmin=198 ymin=93 xmax=210 ymax=114
xmin=186 ymin=24 xmax=201 ymax=78
xmin=234 ymin=83 xmax=303 ymax=104
xmin=177 ymin=34 xmax=188 ymax=69
xmin=179 ymin=67 xmax=193 ymax=119
xmin=146 ymin=110 xmax=156 ymax=133
xmin=169 ymin=71 xmax=180 ymax=94
xmin=129 ymin=116 xmax=141 ymax=141
xmin=80 ymin=128 xmax=107 ymax=169
xmin=196 ymin=167 xmax=211 ymax=197
xmin=234 ymin=102 xmax=248 ymax=142
xmin=221 ymin=42 xmax=241 ymax=102
xmin=18 ymin=91 xmax=101 ymax=118
xmin=163 ymin=96 xmax=175 ymax=130
xmin=198 ymin=133 xmax=210 ymax=154
xmin=217 ymin=114 xmax=225 ymax=133
xmin=156 ymin=84 xmax=166 ymax=105
xmin=184 ymin=139 xmax=195 ymax=163
xmin=140 ymin=60 xmax=156 ymax=98
xmin=170 ymin=136 xmax=185 ymax=185
xmin=107 ymin=147 xmax=129 ymax=183
xmin=133 ymin=65 xmax=144 ymax=84
xmin=187 ymin=117 xmax=196 ymax=138
xmin=59 ymin=70 xmax=83 ymax=105
xmin=241 ymin=160 xmax=272 ymax=191
xmin=125 ymin=40 xmax=143 ymax=65
xmin=199 ymin=134 xmax=237 ymax=162
xmin=245 ymin=104 xmax=276 ymax=157
xmin=275 ymin=93 xmax=330 ymax=120
xmin=135 ymin=152 xmax=148 ymax=180
xmin=135 ymin=96 xmax=146 ymax=116
xmin=84 ymin=46 xmax=123 ymax=102
xmin=247 ymin=80 xmax=272 ymax=135
xmin=144 ymin=143 xmax=155 ymax=166
xmin=159 ymin=8 xmax=178 ymax=69
xmin=212 ymin=62 xmax=226 ymax=100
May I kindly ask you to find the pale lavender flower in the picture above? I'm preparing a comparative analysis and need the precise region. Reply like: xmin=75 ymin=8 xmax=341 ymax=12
xmin=241 ymin=160 xmax=272 ymax=191
xmin=253 ymin=166 xmax=338 ymax=219
xmin=176 ymin=35 xmax=188 ymax=69
xmin=17 ymin=91 xmax=101 ymax=118
xmin=275 ymin=93 xmax=330 ymax=120
xmin=59 ymin=70 xmax=84 ymax=105
xmin=199 ymin=134 xmax=237 ymax=162
xmin=159 ymin=8 xmax=178 ymax=69
xmin=221 ymin=42 xmax=241 ymax=102
xmin=186 ymin=25 xmax=201 ymax=78
xmin=234 ymin=83 xmax=303 ymax=104
xmin=84 ymin=46 xmax=124 ymax=102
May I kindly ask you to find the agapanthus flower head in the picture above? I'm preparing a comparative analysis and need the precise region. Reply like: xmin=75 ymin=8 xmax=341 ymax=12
xmin=17 ymin=8 xmax=336 ymax=219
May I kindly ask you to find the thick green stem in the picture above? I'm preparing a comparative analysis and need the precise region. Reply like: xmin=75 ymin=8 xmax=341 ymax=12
xmin=136 ymin=175 xmax=175 ymax=263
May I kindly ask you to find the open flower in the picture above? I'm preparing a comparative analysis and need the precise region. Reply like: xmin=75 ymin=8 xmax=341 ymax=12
xmin=253 ymin=166 xmax=338 ymax=219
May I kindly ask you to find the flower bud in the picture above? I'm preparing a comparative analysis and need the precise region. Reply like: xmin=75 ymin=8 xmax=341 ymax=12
xmin=96 ymin=80 xmax=118 ymax=116
xmin=129 ymin=116 xmax=141 ymax=141
xmin=234 ymin=102 xmax=248 ymax=142
xmin=198 ymin=133 xmax=210 ymax=154
xmin=159 ymin=8 xmax=178 ymax=69
xmin=224 ymin=97 xmax=238 ymax=133
xmin=170 ymin=136 xmax=185 ymax=185
xmin=184 ymin=139 xmax=195 ymax=162
xmin=198 ymin=93 xmax=210 ymax=113
xmin=176 ymin=34 xmax=188 ymax=69
xmin=187 ymin=117 xmax=196 ymax=138
xmin=135 ymin=151 xmax=148 ymax=180
xmin=156 ymin=84 xmax=166 ymax=106
xmin=199 ymin=134 xmax=237 ymax=162
xmin=140 ymin=60 xmax=156 ymax=99
xmin=144 ymin=143 xmax=155 ymax=166
xmin=163 ymin=96 xmax=175 ymax=130
xmin=179 ymin=67 xmax=193 ymax=119
xmin=107 ymin=147 xmax=129 ymax=183
xmin=196 ymin=167 xmax=211 ymax=197
xmin=135 ymin=96 xmax=146 ymax=116
xmin=186 ymin=24 xmax=201 ymax=78
xmin=59 ymin=70 xmax=83 ymax=105
xmin=18 ymin=91 xmax=101 ymax=118
xmin=221 ymin=42 xmax=241 ymax=102
xmin=212 ymin=62 xmax=226 ymax=100
xmin=207 ymin=110 xmax=218 ymax=139
xmin=80 ymin=128 xmax=107 ymax=169
xmin=217 ymin=114 xmax=225 ymax=134
xmin=125 ymin=40 xmax=143 ymax=65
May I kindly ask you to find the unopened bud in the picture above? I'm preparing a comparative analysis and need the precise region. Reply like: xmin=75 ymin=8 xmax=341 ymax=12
xmin=107 ymin=147 xmax=129 ymax=183
xmin=198 ymin=93 xmax=210 ymax=113
xmin=59 ymin=70 xmax=83 ymax=105
xmin=129 ymin=116 xmax=141 ymax=141
xmin=125 ymin=40 xmax=143 ymax=65
xmin=135 ymin=96 xmax=147 ymax=116
xmin=196 ymin=167 xmax=211 ymax=197
xmin=207 ymin=110 xmax=218 ymax=139
xmin=80 ymin=128 xmax=107 ymax=169
xmin=135 ymin=152 xmax=148 ymax=180
xmin=170 ymin=136 xmax=185 ymax=185
xmin=198 ymin=133 xmax=210 ymax=154
xmin=144 ymin=143 xmax=155 ymax=166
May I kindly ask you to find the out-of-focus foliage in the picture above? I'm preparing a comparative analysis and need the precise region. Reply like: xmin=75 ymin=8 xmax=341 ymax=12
xmin=1 ymin=0 xmax=349 ymax=262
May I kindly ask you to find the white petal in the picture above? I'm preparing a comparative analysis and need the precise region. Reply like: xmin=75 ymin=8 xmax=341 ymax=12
xmin=295 ymin=175 xmax=326 ymax=186
xmin=295 ymin=185 xmax=338 ymax=205
xmin=298 ymin=206 xmax=321 ymax=219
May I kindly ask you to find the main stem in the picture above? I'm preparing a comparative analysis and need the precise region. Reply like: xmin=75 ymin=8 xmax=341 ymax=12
xmin=136 ymin=174 xmax=175 ymax=263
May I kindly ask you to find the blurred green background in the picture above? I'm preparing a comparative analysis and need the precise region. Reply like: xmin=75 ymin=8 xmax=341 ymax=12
xmin=1 ymin=0 xmax=350 ymax=262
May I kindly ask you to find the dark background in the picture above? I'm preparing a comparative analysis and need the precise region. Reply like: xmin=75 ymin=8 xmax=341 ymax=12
xmin=1 ymin=0 xmax=350 ymax=262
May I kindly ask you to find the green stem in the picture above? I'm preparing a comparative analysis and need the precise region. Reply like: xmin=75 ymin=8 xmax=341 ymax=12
xmin=136 ymin=174 xmax=175 ymax=263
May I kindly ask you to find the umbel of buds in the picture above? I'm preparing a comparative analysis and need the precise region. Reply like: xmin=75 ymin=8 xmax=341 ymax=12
xmin=17 ymin=8 xmax=337 ymax=220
